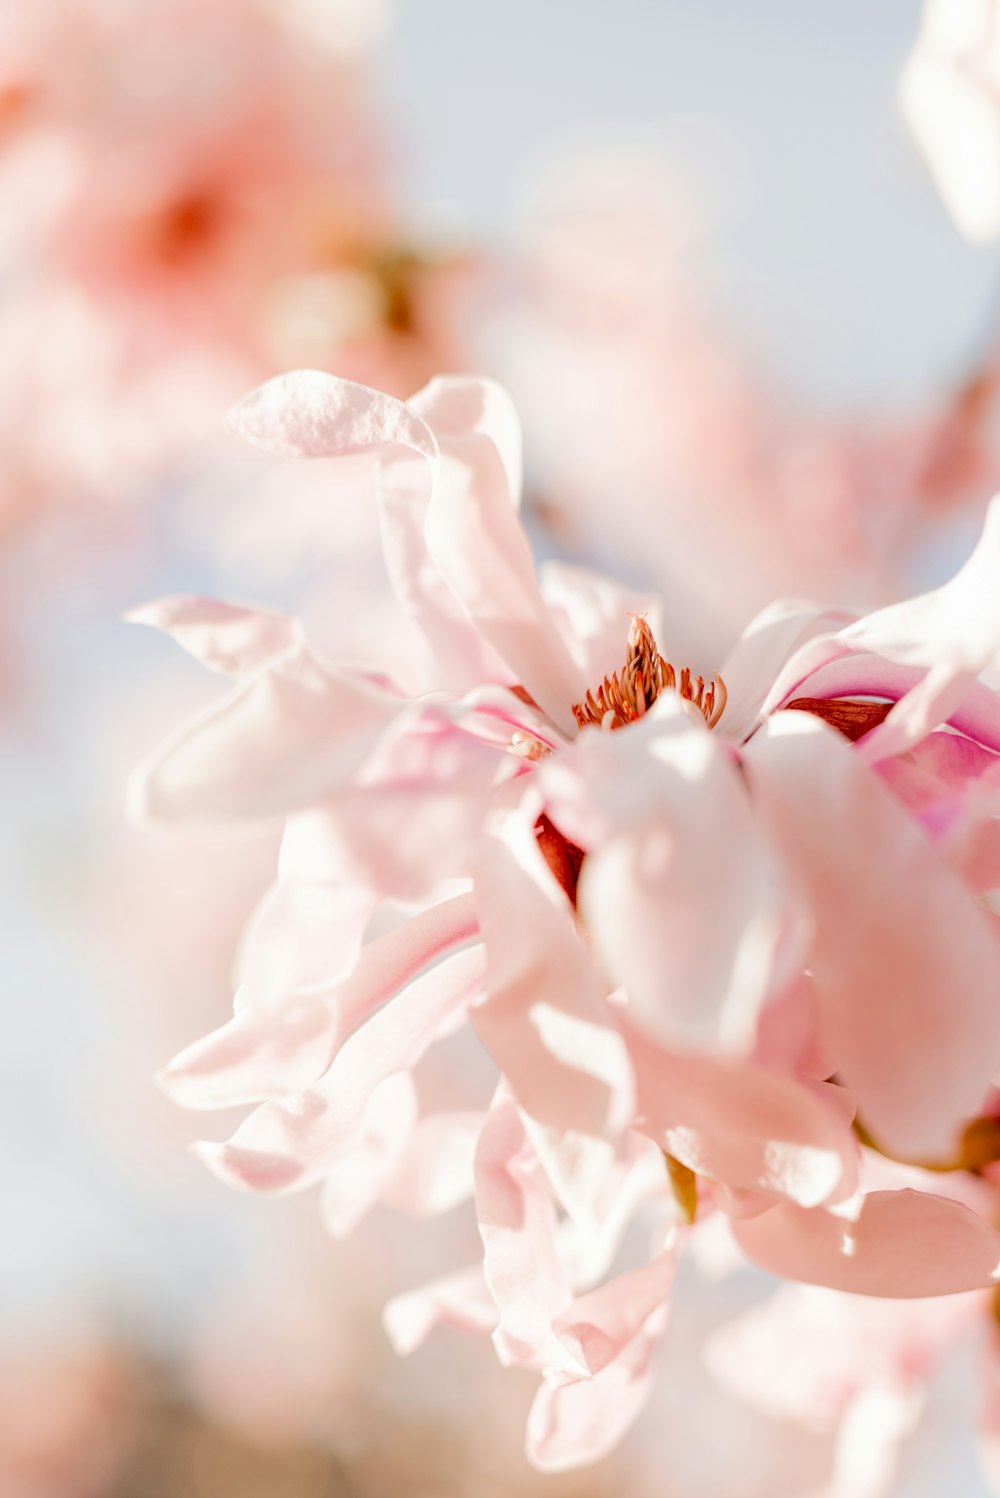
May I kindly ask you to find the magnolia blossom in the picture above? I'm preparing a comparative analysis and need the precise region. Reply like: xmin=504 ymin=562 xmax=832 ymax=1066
xmin=0 ymin=0 xmax=470 ymax=523
xmin=902 ymin=0 xmax=1000 ymax=243
xmin=132 ymin=370 xmax=1000 ymax=1469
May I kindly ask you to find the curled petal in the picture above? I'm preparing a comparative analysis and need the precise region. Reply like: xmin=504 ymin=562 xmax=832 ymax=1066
xmin=279 ymin=708 xmax=500 ymax=901
xmin=720 ymin=599 xmax=856 ymax=742
xmin=129 ymin=647 xmax=400 ymax=824
xmin=419 ymin=406 xmax=585 ymax=731
xmin=410 ymin=373 xmax=523 ymax=511
xmin=734 ymin=1189 xmax=1000 ymax=1297
xmin=319 ymin=1072 xmax=418 ymax=1237
xmin=554 ymin=1234 xmax=677 ymax=1376
xmin=234 ymin=879 xmax=377 ymax=1012
xmin=838 ymin=495 xmax=1000 ymax=675
xmin=159 ymin=995 xmax=339 ymax=1111
xmin=526 ymin=1303 xmax=667 ymax=1472
xmin=474 ymin=1097 xmax=576 ymax=1373
xmin=229 ymin=369 xmax=437 ymax=464
xmin=125 ymin=596 xmax=302 ymax=678
xmin=383 ymin=1264 xmax=498 ymax=1357
xmin=197 ymin=938 xmax=485 ymax=1194
xmin=230 ymin=370 xmax=499 ymax=690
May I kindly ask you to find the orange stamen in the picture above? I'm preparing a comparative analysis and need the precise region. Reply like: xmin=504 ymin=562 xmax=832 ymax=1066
xmin=572 ymin=615 xmax=726 ymax=733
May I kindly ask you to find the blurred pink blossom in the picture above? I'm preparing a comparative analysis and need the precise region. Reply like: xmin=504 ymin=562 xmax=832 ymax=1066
xmin=132 ymin=370 xmax=1000 ymax=1468
xmin=486 ymin=147 xmax=1000 ymax=660
xmin=0 ymin=0 xmax=469 ymax=526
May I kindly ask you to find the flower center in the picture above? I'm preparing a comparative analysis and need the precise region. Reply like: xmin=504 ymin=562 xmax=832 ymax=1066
xmin=572 ymin=614 xmax=727 ymax=732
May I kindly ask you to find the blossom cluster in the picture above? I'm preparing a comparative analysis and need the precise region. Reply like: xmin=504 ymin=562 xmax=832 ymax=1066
xmin=132 ymin=370 xmax=1000 ymax=1472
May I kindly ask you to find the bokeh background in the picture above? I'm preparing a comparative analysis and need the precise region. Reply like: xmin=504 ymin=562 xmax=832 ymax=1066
xmin=4 ymin=2 xmax=1000 ymax=1494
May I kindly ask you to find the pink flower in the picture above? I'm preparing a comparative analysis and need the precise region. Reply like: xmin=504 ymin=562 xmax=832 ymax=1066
xmin=0 ymin=0 xmax=469 ymax=521
xmin=133 ymin=370 xmax=1000 ymax=1468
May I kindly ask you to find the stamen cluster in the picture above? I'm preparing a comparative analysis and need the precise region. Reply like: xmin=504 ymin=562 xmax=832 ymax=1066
xmin=572 ymin=614 xmax=727 ymax=732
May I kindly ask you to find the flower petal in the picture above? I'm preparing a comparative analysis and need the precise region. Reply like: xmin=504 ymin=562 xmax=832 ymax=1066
xmin=125 ymin=595 xmax=302 ymax=678
xmin=319 ymin=1071 xmax=418 ymax=1237
xmin=525 ymin=1303 xmax=667 ymax=1471
xmin=625 ymin=1016 xmax=858 ymax=1208
xmin=734 ymin=1189 xmax=1000 ymax=1296
xmin=197 ymin=938 xmax=485 ymax=1193
xmin=383 ymin=1264 xmax=498 ymax=1356
xmin=129 ymin=646 xmax=401 ymax=824
xmin=745 ymin=713 xmax=1000 ymax=1159
xmin=279 ymin=707 xmax=501 ymax=902
xmin=471 ymin=804 xmax=634 ymax=1140
xmin=234 ymin=878 xmax=377 ymax=1012
xmin=418 ymin=385 xmax=585 ymax=732
xmin=229 ymin=369 xmax=437 ymax=463
xmin=382 ymin=1110 xmax=483 ymax=1217
xmin=549 ymin=699 xmax=784 ymax=1054
xmin=474 ymin=1096 xmax=576 ymax=1373
xmin=230 ymin=370 xmax=499 ymax=691
xmin=554 ymin=1233 xmax=677 ymax=1376
xmin=158 ymin=995 xmax=340 ymax=1111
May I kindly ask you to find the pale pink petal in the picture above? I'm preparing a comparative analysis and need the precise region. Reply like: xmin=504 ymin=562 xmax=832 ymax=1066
xmin=420 ymin=412 xmax=585 ymax=733
xmin=549 ymin=699 xmax=784 ymax=1053
xmin=835 ymin=498 xmax=1000 ymax=756
xmin=752 ymin=975 xmax=834 ymax=1082
xmin=720 ymin=599 xmax=856 ymax=742
xmin=382 ymin=1111 xmax=483 ymax=1217
xmin=525 ymin=1303 xmax=667 ymax=1472
xmin=167 ymin=894 xmax=475 ymax=1113
xmin=377 ymin=449 xmax=513 ymax=693
xmin=745 ymin=713 xmax=1000 ymax=1159
xmin=734 ymin=1189 xmax=1000 ymax=1296
xmin=129 ymin=647 xmax=401 ymax=824
xmin=278 ymin=708 xmax=500 ymax=901
xmin=625 ymin=1016 xmax=858 ymax=1208
xmin=228 ymin=369 xmax=437 ymax=464
xmin=125 ymin=595 xmax=302 ymax=678
xmin=409 ymin=373 xmax=523 ymax=512
xmin=198 ymin=940 xmax=485 ymax=1193
xmin=877 ymin=729 xmax=1000 ymax=814
xmin=770 ymin=653 xmax=1000 ymax=757
xmin=757 ymin=500 xmax=1000 ymax=753
xmin=231 ymin=370 xmax=500 ymax=690
xmin=158 ymin=994 xmax=339 ymax=1111
xmin=554 ymin=1233 xmax=678 ymax=1376
xmin=856 ymin=662 xmax=979 ymax=765
xmin=474 ymin=1096 xmax=577 ymax=1372
xmin=234 ymin=878 xmax=377 ymax=1011
xmin=319 ymin=1071 xmax=418 ymax=1237
xmin=554 ymin=1137 xmax=670 ymax=1289
xmin=471 ymin=805 xmax=634 ymax=1140
xmin=383 ymin=1263 xmax=498 ymax=1356
xmin=458 ymin=683 xmax=570 ymax=754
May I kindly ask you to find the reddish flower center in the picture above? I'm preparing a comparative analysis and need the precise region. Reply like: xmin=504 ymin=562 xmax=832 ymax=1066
xmin=572 ymin=615 xmax=727 ymax=733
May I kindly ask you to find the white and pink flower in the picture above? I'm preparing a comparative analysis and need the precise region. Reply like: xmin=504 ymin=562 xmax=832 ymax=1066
xmin=132 ymin=370 xmax=1000 ymax=1469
